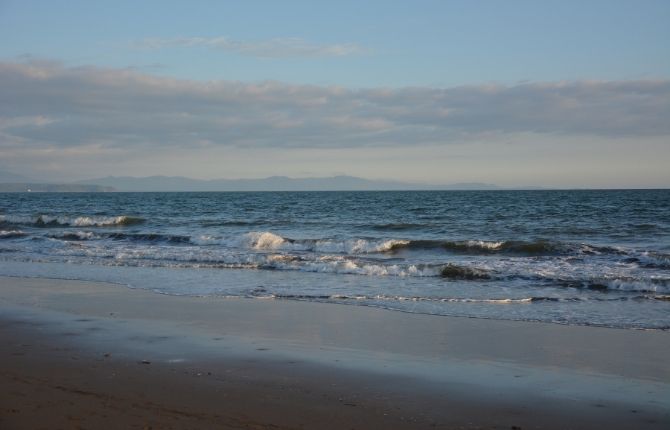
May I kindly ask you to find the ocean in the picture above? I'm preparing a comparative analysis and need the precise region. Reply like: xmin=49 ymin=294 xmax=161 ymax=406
xmin=1 ymin=190 xmax=668 ymax=329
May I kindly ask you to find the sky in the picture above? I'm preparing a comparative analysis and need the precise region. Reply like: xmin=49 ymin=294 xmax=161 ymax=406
xmin=0 ymin=0 xmax=668 ymax=188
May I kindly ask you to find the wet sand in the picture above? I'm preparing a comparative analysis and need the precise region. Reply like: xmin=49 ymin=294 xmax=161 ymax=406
xmin=1 ymin=275 xmax=668 ymax=429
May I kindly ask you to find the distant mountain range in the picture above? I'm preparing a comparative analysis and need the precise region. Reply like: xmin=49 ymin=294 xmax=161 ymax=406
xmin=0 ymin=170 xmax=33 ymax=183
xmin=0 ymin=170 xmax=115 ymax=192
xmin=0 ymin=169 xmax=514 ymax=192
xmin=0 ymin=183 xmax=114 ymax=193
xmin=75 ymin=175 xmax=504 ymax=192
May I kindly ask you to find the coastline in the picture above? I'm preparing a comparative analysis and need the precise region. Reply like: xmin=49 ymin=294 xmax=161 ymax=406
xmin=1 ymin=275 xmax=668 ymax=429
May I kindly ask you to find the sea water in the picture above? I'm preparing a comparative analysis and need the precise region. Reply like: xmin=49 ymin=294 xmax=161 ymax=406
xmin=1 ymin=190 xmax=668 ymax=329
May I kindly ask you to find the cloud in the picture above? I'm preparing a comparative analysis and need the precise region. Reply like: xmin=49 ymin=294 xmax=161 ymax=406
xmin=0 ymin=60 xmax=668 ymax=156
xmin=0 ymin=115 xmax=55 ymax=129
xmin=136 ymin=36 xmax=367 ymax=58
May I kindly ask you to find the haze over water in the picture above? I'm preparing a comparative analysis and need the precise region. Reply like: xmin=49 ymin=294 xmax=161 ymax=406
xmin=1 ymin=190 xmax=668 ymax=329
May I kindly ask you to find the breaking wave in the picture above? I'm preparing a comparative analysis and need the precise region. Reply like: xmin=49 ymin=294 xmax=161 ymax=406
xmin=47 ymin=231 xmax=100 ymax=241
xmin=0 ymin=214 xmax=145 ymax=227
xmin=439 ymin=264 xmax=490 ymax=279
xmin=192 ymin=232 xmax=409 ymax=254
xmin=2 ymin=226 xmax=668 ymax=293
xmin=636 ymin=251 xmax=670 ymax=269
xmin=0 ymin=230 xmax=26 ymax=239
xmin=385 ymin=239 xmax=623 ymax=256
xmin=188 ymin=233 xmax=624 ymax=258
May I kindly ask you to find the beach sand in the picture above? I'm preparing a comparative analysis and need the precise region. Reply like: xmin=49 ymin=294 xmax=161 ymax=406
xmin=0 ymin=275 xmax=668 ymax=429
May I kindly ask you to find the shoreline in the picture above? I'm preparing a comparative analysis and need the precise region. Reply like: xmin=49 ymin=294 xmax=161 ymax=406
xmin=1 ymin=275 xmax=669 ymax=429
xmin=3 ymin=271 xmax=667 ymax=332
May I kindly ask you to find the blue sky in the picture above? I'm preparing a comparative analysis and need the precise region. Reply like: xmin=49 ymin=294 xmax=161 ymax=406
xmin=0 ymin=1 xmax=669 ymax=187
xmin=2 ymin=0 xmax=668 ymax=86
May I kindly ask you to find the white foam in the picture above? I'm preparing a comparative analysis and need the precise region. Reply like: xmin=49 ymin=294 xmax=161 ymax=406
xmin=41 ymin=240 xmax=449 ymax=278
xmin=604 ymin=278 xmax=670 ymax=293
xmin=311 ymin=238 xmax=409 ymax=254
xmin=192 ymin=232 xmax=408 ymax=254
xmin=70 ymin=216 xmax=132 ymax=226
xmin=0 ymin=214 xmax=139 ymax=227
xmin=480 ymin=256 xmax=670 ymax=293
xmin=0 ymin=230 xmax=26 ymax=238
xmin=0 ymin=229 xmax=22 ymax=235
xmin=190 ymin=235 xmax=223 ymax=246
xmin=282 ymin=294 xmax=537 ymax=304
xmin=54 ymin=231 xmax=99 ymax=240
xmin=192 ymin=232 xmax=301 ymax=250
xmin=638 ymin=251 xmax=670 ymax=268
xmin=246 ymin=231 xmax=292 ymax=250
xmin=466 ymin=240 xmax=504 ymax=250
xmin=270 ymin=257 xmax=441 ymax=277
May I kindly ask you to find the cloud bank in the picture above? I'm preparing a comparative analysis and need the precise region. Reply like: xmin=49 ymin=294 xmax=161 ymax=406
xmin=0 ymin=60 xmax=668 ymax=156
xmin=136 ymin=36 xmax=366 ymax=58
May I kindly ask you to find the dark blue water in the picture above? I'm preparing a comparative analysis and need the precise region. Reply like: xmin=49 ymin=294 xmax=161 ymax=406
xmin=1 ymin=190 xmax=669 ymax=329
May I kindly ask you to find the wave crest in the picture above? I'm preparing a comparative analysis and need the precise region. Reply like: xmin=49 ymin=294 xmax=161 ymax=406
xmin=384 ymin=239 xmax=630 ymax=257
xmin=440 ymin=264 xmax=490 ymax=280
xmin=191 ymin=232 xmax=409 ymax=254
xmin=48 ymin=231 xmax=99 ymax=241
xmin=386 ymin=239 xmax=564 ymax=255
xmin=0 ymin=214 xmax=144 ymax=227
xmin=0 ymin=230 xmax=26 ymax=239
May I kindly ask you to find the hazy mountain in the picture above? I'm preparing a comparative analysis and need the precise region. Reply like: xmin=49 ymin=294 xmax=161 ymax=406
xmin=75 ymin=175 xmax=408 ymax=191
xmin=0 ymin=183 xmax=115 ymax=192
xmin=0 ymin=170 xmax=33 ymax=183
xmin=0 ymin=170 xmax=115 ymax=192
xmin=75 ymin=175 xmax=507 ymax=192
xmin=0 ymin=170 xmax=511 ymax=192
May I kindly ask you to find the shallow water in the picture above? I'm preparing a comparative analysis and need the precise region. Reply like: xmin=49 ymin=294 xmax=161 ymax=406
xmin=1 ymin=190 xmax=668 ymax=329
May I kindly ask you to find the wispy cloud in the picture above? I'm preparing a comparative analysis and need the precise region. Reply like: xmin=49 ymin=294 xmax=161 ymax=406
xmin=0 ymin=60 xmax=668 ymax=155
xmin=136 ymin=36 xmax=367 ymax=58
